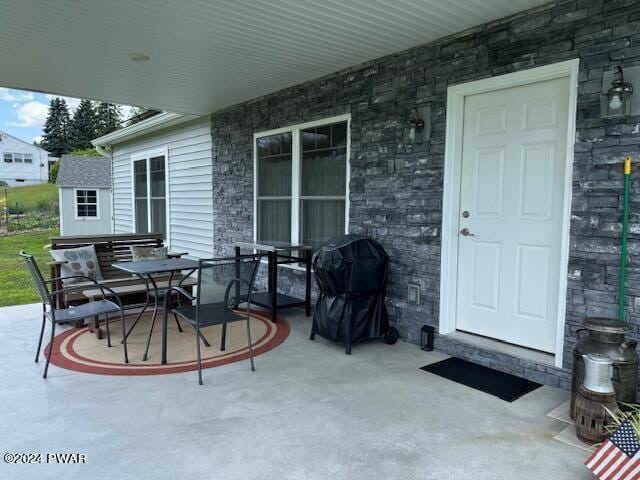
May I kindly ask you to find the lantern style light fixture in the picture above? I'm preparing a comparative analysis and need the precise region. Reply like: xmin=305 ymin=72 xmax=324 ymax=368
xmin=408 ymin=107 xmax=425 ymax=143
xmin=606 ymin=66 xmax=633 ymax=117
xmin=420 ymin=325 xmax=434 ymax=352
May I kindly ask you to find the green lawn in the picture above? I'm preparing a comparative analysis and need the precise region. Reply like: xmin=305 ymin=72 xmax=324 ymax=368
xmin=0 ymin=229 xmax=58 ymax=307
xmin=3 ymin=182 xmax=57 ymax=211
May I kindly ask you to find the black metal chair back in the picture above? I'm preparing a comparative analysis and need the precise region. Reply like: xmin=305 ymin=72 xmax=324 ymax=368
xmin=196 ymin=256 xmax=260 ymax=313
xmin=20 ymin=251 xmax=51 ymax=305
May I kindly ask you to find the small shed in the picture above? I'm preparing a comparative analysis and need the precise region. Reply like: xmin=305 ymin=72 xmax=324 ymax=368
xmin=56 ymin=155 xmax=112 ymax=236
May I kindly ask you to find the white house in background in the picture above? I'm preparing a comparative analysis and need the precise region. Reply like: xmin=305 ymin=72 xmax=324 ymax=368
xmin=92 ymin=113 xmax=213 ymax=258
xmin=56 ymin=155 xmax=112 ymax=236
xmin=0 ymin=130 xmax=49 ymax=186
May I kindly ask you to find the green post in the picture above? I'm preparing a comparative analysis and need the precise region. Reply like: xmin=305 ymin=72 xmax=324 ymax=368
xmin=618 ymin=156 xmax=632 ymax=321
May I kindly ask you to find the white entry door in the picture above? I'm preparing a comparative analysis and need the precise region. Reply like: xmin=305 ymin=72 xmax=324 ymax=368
xmin=455 ymin=77 xmax=570 ymax=353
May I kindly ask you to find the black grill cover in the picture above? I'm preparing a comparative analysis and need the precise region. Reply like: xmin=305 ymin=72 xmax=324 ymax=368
xmin=312 ymin=234 xmax=389 ymax=344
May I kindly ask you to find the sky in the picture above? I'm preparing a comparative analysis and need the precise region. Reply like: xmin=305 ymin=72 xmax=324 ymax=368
xmin=0 ymin=87 xmax=134 ymax=145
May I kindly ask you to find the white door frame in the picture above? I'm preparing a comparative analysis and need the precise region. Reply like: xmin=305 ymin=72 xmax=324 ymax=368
xmin=439 ymin=59 xmax=579 ymax=368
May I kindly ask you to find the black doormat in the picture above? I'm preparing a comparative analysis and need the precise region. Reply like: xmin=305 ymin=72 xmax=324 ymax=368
xmin=420 ymin=357 xmax=542 ymax=402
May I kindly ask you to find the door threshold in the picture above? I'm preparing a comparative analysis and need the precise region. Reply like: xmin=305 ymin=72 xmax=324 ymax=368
xmin=446 ymin=330 xmax=556 ymax=367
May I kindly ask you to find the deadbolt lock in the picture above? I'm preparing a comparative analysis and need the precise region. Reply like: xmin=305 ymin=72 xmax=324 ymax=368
xmin=462 ymin=211 xmax=470 ymax=218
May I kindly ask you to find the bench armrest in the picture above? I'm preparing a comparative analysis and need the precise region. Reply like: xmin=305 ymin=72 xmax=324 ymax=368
xmin=167 ymin=251 xmax=188 ymax=258
xmin=49 ymin=260 xmax=67 ymax=278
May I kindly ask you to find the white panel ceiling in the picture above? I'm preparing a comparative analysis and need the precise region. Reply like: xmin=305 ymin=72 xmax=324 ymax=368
xmin=0 ymin=0 xmax=548 ymax=115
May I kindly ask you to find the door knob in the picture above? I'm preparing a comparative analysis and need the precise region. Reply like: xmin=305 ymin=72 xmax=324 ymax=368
xmin=460 ymin=228 xmax=474 ymax=237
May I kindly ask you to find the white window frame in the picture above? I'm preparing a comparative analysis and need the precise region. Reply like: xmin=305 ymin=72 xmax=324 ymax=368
xmin=3 ymin=153 xmax=13 ymax=163
xmin=74 ymin=188 xmax=100 ymax=220
xmin=130 ymin=147 xmax=170 ymax=245
xmin=23 ymin=153 xmax=33 ymax=164
xmin=253 ymin=114 xmax=351 ymax=252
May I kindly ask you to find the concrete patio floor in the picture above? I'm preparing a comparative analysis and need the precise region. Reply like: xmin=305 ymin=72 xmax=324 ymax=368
xmin=0 ymin=303 xmax=591 ymax=480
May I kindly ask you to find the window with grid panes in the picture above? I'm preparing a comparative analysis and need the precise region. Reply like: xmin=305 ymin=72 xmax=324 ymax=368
xmin=255 ymin=119 xmax=348 ymax=251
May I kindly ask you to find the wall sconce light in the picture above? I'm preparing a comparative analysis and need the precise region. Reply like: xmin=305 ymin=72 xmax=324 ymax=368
xmin=408 ymin=107 xmax=425 ymax=143
xmin=605 ymin=66 xmax=633 ymax=117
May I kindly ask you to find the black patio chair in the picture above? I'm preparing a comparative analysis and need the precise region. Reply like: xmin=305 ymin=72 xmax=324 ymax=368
xmin=163 ymin=255 xmax=260 ymax=385
xmin=20 ymin=251 xmax=128 ymax=378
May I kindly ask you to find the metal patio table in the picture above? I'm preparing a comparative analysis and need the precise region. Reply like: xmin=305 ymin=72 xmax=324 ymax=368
xmin=112 ymin=258 xmax=199 ymax=364
xmin=234 ymin=241 xmax=312 ymax=322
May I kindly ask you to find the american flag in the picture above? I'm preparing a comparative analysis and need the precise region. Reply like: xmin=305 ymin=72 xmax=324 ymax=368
xmin=585 ymin=420 xmax=640 ymax=480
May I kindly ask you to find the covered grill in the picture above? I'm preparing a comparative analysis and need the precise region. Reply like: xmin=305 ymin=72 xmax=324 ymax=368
xmin=310 ymin=234 xmax=398 ymax=354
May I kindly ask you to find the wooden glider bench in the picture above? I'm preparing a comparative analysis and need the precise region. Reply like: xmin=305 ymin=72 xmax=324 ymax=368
xmin=49 ymin=233 xmax=196 ymax=339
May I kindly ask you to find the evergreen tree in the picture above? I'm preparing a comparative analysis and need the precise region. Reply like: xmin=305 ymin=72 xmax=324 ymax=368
xmin=40 ymin=97 xmax=71 ymax=157
xmin=69 ymin=99 xmax=98 ymax=150
xmin=95 ymin=102 xmax=121 ymax=137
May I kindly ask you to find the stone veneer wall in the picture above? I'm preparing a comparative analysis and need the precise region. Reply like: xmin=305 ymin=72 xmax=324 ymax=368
xmin=211 ymin=0 xmax=640 ymax=391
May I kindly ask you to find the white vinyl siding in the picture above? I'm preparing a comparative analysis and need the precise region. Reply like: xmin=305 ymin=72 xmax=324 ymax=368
xmin=110 ymin=117 xmax=213 ymax=258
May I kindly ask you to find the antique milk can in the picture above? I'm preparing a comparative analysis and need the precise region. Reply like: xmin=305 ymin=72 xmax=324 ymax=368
xmin=574 ymin=354 xmax=618 ymax=443
xmin=582 ymin=354 xmax=615 ymax=393
xmin=571 ymin=317 xmax=638 ymax=419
